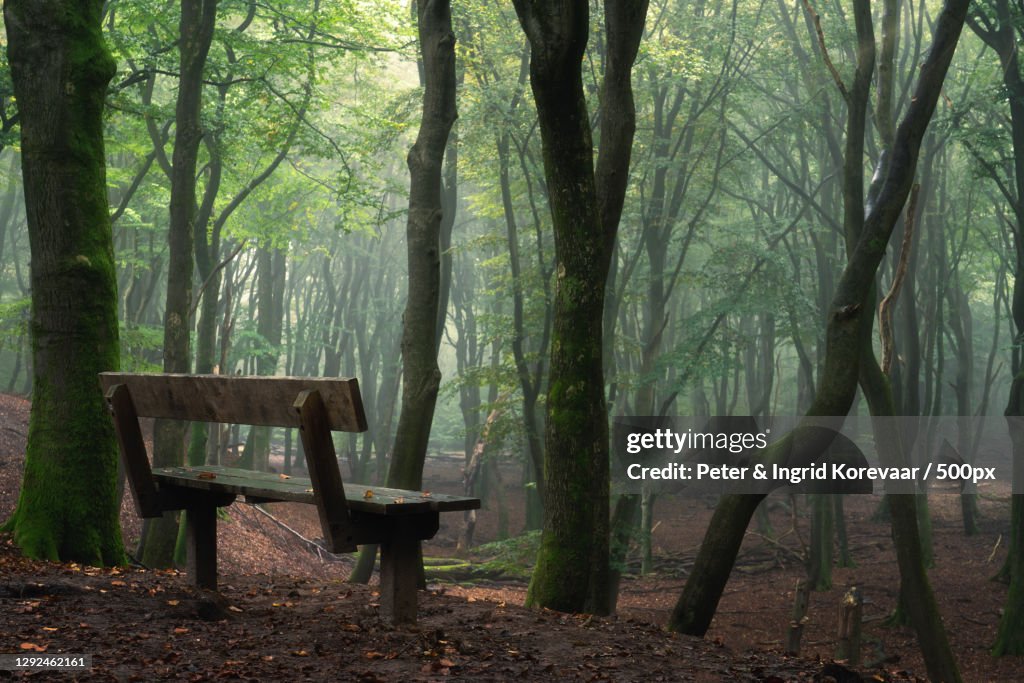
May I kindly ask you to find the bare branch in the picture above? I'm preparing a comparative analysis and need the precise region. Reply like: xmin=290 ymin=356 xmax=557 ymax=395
xmin=800 ymin=0 xmax=849 ymax=100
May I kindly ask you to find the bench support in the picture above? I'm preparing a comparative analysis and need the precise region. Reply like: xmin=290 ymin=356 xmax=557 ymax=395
xmin=380 ymin=534 xmax=419 ymax=624
xmin=374 ymin=513 xmax=439 ymax=624
xmin=186 ymin=503 xmax=218 ymax=591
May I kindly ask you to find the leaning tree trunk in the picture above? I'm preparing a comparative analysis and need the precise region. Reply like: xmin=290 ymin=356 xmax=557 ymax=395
xmin=668 ymin=4 xmax=967 ymax=682
xmin=1 ymin=0 xmax=124 ymax=566
xmin=139 ymin=0 xmax=219 ymax=569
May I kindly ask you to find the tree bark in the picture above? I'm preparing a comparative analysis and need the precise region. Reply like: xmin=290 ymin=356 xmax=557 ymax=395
xmin=513 ymin=0 xmax=647 ymax=615
xmin=2 ymin=0 xmax=124 ymax=565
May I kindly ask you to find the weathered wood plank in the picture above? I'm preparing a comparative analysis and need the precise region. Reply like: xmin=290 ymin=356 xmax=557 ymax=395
xmin=152 ymin=466 xmax=480 ymax=514
xmin=98 ymin=373 xmax=368 ymax=431
xmin=105 ymin=384 xmax=163 ymax=518
xmin=295 ymin=389 xmax=356 ymax=553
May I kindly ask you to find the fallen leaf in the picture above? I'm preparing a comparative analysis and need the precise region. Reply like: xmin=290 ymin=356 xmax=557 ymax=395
xmin=279 ymin=474 xmax=291 ymax=480
xmin=364 ymin=651 xmax=385 ymax=660
xmin=198 ymin=472 xmax=217 ymax=480
xmin=228 ymin=606 xmax=243 ymax=613
xmin=42 ymin=627 xmax=58 ymax=632
xmin=166 ymin=600 xmax=180 ymax=606
xmin=422 ymin=491 xmax=432 ymax=497
xmin=19 ymin=643 xmax=46 ymax=652
xmin=292 ymin=650 xmax=309 ymax=657
xmin=363 ymin=490 xmax=374 ymax=499
xmin=110 ymin=580 xmax=126 ymax=586
xmin=173 ymin=627 xmax=189 ymax=634
xmin=395 ymin=497 xmax=405 ymax=504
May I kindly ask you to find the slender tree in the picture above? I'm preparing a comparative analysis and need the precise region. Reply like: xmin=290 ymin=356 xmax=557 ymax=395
xmin=137 ymin=0 xmax=219 ymax=568
xmin=1 ymin=0 xmax=124 ymax=565
xmin=386 ymin=0 xmax=457 ymax=488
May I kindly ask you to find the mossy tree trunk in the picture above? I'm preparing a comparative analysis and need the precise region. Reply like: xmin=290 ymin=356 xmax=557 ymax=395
xmin=139 ymin=0 xmax=219 ymax=568
xmin=2 ymin=0 xmax=124 ymax=566
xmin=513 ymin=0 xmax=647 ymax=615
xmin=668 ymin=4 xmax=967 ymax=682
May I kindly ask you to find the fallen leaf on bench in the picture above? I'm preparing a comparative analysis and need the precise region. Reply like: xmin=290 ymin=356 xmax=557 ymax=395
xmin=363 ymin=489 xmax=374 ymax=499
xmin=422 ymin=491 xmax=432 ymax=497
xmin=395 ymin=497 xmax=405 ymax=504
xmin=279 ymin=474 xmax=291 ymax=480
xmin=197 ymin=472 xmax=217 ymax=480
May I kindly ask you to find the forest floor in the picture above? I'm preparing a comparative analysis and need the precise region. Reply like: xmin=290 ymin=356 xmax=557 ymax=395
xmin=0 ymin=392 xmax=1019 ymax=681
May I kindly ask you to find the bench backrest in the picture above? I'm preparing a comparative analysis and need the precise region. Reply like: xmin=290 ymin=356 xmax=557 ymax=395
xmin=100 ymin=372 xmax=366 ymax=552
xmin=98 ymin=373 xmax=367 ymax=430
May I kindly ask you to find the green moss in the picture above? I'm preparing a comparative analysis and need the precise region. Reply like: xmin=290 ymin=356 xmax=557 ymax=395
xmin=6 ymin=0 xmax=124 ymax=569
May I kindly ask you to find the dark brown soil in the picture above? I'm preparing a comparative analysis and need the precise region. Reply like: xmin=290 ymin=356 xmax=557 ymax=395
xmin=0 ymin=393 xmax=1018 ymax=681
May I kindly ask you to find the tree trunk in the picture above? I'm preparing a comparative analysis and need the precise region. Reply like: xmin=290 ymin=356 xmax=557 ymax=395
xmin=513 ymin=0 xmax=647 ymax=617
xmin=385 ymin=0 xmax=456 ymax=491
xmin=1 ymin=0 xmax=124 ymax=565
xmin=140 ymin=0 xmax=219 ymax=569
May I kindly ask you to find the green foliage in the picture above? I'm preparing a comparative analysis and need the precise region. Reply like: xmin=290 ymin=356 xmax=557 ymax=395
xmin=467 ymin=529 xmax=542 ymax=578
xmin=0 ymin=297 xmax=29 ymax=350
xmin=119 ymin=323 xmax=163 ymax=371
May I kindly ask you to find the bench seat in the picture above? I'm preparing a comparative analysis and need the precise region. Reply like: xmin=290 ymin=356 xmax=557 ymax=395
xmin=152 ymin=465 xmax=478 ymax=515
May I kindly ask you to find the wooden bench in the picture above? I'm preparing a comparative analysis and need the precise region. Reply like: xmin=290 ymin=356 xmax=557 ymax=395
xmin=99 ymin=372 xmax=480 ymax=624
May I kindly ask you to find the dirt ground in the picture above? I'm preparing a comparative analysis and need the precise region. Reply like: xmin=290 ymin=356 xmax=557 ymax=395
xmin=0 ymin=392 xmax=1020 ymax=681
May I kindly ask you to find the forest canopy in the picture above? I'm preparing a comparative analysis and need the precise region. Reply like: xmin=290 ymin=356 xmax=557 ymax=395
xmin=1 ymin=0 xmax=1022 ymax=678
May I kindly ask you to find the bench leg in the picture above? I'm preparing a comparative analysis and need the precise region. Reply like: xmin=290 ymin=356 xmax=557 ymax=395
xmin=380 ymin=534 xmax=420 ymax=625
xmin=186 ymin=504 xmax=218 ymax=591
